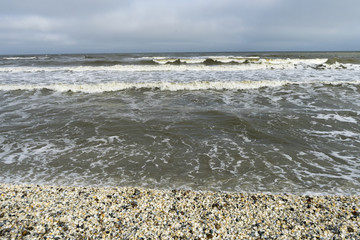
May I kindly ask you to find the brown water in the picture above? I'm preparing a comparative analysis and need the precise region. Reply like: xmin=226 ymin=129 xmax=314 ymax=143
xmin=1 ymin=52 xmax=360 ymax=195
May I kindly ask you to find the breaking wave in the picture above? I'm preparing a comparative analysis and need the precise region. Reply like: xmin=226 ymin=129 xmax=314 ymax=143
xmin=0 ymin=61 xmax=356 ymax=73
xmin=1 ymin=79 xmax=360 ymax=93
xmin=151 ymin=56 xmax=327 ymax=65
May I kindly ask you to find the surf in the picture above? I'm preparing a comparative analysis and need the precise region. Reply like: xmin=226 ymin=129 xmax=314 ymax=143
xmin=1 ymin=79 xmax=360 ymax=93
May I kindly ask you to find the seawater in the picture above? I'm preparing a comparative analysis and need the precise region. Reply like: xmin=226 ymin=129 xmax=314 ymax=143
xmin=1 ymin=52 xmax=360 ymax=195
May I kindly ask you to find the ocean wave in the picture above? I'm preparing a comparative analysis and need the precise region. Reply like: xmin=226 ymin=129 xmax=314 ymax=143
xmin=1 ymin=80 xmax=360 ymax=93
xmin=70 ymin=59 xmax=158 ymax=66
xmin=325 ymin=57 xmax=360 ymax=65
xmin=151 ymin=56 xmax=328 ymax=66
xmin=0 ymin=59 xmax=357 ymax=73
xmin=2 ymin=53 xmax=360 ymax=68
xmin=2 ymin=56 xmax=38 ymax=60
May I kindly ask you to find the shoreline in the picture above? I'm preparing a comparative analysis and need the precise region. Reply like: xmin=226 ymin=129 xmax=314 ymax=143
xmin=0 ymin=183 xmax=359 ymax=239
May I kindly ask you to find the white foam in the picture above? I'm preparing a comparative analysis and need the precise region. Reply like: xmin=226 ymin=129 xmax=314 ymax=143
xmin=0 ymin=80 xmax=291 ymax=93
xmin=312 ymin=113 xmax=357 ymax=123
xmin=3 ymin=56 xmax=37 ymax=60
xmin=151 ymin=56 xmax=327 ymax=65
xmin=0 ymin=64 xmax=268 ymax=73
xmin=309 ymin=151 xmax=335 ymax=162
xmin=310 ymin=130 xmax=359 ymax=138
xmin=2 ymin=78 xmax=360 ymax=93
xmin=0 ymin=57 xmax=341 ymax=73
xmin=331 ymin=151 xmax=358 ymax=162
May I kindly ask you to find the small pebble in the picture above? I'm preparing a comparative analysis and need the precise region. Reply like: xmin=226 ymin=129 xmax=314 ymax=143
xmin=0 ymin=183 xmax=359 ymax=239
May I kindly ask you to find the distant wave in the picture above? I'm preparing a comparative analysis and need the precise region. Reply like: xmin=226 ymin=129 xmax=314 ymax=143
xmin=0 ymin=59 xmax=356 ymax=73
xmin=2 ymin=54 xmax=359 ymax=73
xmin=1 ymin=56 xmax=50 ymax=61
xmin=150 ymin=56 xmax=328 ymax=65
xmin=2 ymin=56 xmax=37 ymax=60
xmin=138 ymin=55 xmax=360 ymax=67
xmin=1 ymin=80 xmax=360 ymax=93
xmin=325 ymin=57 xmax=360 ymax=65
xmin=69 ymin=59 xmax=159 ymax=66
xmin=3 ymin=53 xmax=360 ymax=67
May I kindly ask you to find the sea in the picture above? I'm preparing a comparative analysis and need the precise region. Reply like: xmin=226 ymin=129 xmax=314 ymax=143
xmin=1 ymin=52 xmax=360 ymax=195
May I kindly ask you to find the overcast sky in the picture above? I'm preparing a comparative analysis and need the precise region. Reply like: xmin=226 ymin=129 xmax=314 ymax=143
xmin=1 ymin=0 xmax=359 ymax=54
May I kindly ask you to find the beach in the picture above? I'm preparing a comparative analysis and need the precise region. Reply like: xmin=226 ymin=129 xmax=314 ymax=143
xmin=1 ymin=52 xmax=360 ymax=238
xmin=0 ymin=184 xmax=359 ymax=239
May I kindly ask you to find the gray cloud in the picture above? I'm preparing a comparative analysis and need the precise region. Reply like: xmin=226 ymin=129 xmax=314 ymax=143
xmin=0 ymin=0 xmax=359 ymax=54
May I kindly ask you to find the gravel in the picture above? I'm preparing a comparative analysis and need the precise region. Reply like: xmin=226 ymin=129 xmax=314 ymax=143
xmin=0 ymin=184 xmax=359 ymax=239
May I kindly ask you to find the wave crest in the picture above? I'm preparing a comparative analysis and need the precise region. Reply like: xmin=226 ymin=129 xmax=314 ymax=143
xmin=2 ymin=60 xmax=357 ymax=73
xmin=1 ymin=80 xmax=359 ymax=93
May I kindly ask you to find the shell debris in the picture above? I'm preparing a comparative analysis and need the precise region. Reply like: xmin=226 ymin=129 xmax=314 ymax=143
xmin=0 ymin=184 xmax=359 ymax=239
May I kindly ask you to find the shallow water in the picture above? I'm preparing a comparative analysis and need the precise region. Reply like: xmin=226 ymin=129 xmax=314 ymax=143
xmin=1 ymin=52 xmax=360 ymax=195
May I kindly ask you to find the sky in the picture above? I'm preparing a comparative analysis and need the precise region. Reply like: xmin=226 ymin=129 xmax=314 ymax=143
xmin=0 ymin=0 xmax=359 ymax=54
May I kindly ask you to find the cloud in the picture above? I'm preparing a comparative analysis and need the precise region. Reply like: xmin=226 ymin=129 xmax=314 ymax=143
xmin=0 ymin=0 xmax=359 ymax=54
xmin=237 ymin=0 xmax=360 ymax=50
xmin=66 ymin=0 xmax=268 ymax=51
xmin=0 ymin=15 xmax=60 ymax=31
xmin=0 ymin=14 xmax=74 ymax=53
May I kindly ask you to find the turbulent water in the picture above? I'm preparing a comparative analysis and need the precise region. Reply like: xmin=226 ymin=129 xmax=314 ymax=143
xmin=1 ymin=52 xmax=360 ymax=195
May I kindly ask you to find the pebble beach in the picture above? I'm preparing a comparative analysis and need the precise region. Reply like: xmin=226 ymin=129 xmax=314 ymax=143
xmin=0 ymin=184 xmax=359 ymax=239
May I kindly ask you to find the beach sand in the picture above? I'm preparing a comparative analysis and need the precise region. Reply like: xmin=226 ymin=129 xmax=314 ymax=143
xmin=0 ymin=184 xmax=359 ymax=239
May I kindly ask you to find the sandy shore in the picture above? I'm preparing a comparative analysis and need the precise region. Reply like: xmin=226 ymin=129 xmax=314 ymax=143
xmin=0 ymin=184 xmax=359 ymax=239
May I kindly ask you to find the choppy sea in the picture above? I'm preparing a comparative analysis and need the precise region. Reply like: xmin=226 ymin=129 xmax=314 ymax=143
xmin=1 ymin=52 xmax=360 ymax=195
